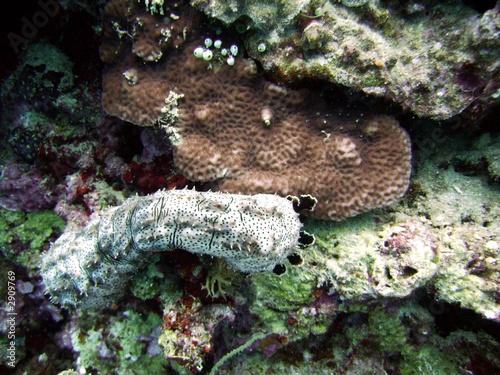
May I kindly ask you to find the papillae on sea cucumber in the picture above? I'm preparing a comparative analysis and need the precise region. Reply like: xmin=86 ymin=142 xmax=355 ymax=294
xmin=41 ymin=189 xmax=314 ymax=309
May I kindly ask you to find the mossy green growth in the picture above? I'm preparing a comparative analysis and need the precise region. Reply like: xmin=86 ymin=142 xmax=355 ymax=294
xmin=130 ymin=255 xmax=183 ymax=302
xmin=400 ymin=330 xmax=500 ymax=375
xmin=92 ymin=180 xmax=128 ymax=210
xmin=400 ymin=343 xmax=460 ymax=375
xmin=0 ymin=208 xmax=65 ymax=272
xmin=72 ymin=310 xmax=167 ymax=375
xmin=249 ymin=263 xmax=333 ymax=338
xmin=213 ymin=296 xmax=500 ymax=374
xmin=344 ymin=305 xmax=409 ymax=355
xmin=249 ymin=266 xmax=315 ymax=335
xmin=251 ymin=263 xmax=316 ymax=311
xmin=130 ymin=257 xmax=165 ymax=300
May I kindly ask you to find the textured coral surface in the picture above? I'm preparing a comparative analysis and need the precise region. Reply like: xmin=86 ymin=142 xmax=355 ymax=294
xmin=101 ymin=1 xmax=412 ymax=220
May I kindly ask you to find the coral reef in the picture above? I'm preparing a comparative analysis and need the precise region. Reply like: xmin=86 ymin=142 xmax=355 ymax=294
xmin=33 ymin=124 xmax=500 ymax=374
xmin=159 ymin=296 xmax=236 ymax=372
xmin=101 ymin=0 xmax=412 ymax=220
xmin=0 ymin=208 xmax=65 ymax=274
xmin=192 ymin=0 xmax=500 ymax=122
xmin=0 ymin=42 xmax=117 ymax=222
xmin=214 ymin=300 xmax=500 ymax=374
xmin=1 ymin=1 xmax=499 ymax=375
xmin=40 ymin=189 xmax=309 ymax=309
xmin=0 ymin=41 xmax=186 ymax=222
xmin=177 ymin=126 xmax=499 ymax=373
xmin=309 ymin=215 xmax=439 ymax=300
xmin=452 ymin=132 xmax=500 ymax=183
xmin=409 ymin=155 xmax=500 ymax=320
xmin=1 ymin=42 xmax=100 ymax=162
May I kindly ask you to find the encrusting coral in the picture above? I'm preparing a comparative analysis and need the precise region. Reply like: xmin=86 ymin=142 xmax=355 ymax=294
xmin=40 ymin=189 xmax=312 ymax=309
xmin=101 ymin=0 xmax=412 ymax=220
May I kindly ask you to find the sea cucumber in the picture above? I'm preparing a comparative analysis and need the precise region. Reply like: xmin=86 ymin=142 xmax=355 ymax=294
xmin=41 ymin=189 xmax=313 ymax=309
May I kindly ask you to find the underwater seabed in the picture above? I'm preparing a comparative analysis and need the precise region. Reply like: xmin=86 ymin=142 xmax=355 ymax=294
xmin=22 ymin=126 xmax=497 ymax=375
xmin=0 ymin=48 xmax=499 ymax=370
xmin=0 ymin=125 xmax=499 ymax=374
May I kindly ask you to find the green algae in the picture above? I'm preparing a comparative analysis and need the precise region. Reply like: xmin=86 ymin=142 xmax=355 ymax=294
xmin=130 ymin=255 xmax=183 ymax=302
xmin=71 ymin=310 xmax=167 ymax=375
xmin=249 ymin=261 xmax=333 ymax=340
xmin=251 ymin=264 xmax=316 ymax=311
xmin=400 ymin=343 xmax=460 ymax=375
xmin=0 ymin=208 xmax=65 ymax=273
xmin=344 ymin=305 xmax=409 ymax=354
xmin=214 ymin=299 xmax=500 ymax=374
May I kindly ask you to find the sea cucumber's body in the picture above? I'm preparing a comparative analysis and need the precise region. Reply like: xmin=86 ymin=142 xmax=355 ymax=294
xmin=41 ymin=189 xmax=303 ymax=308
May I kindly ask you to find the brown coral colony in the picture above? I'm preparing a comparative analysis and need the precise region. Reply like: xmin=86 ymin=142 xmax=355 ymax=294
xmin=100 ymin=0 xmax=411 ymax=220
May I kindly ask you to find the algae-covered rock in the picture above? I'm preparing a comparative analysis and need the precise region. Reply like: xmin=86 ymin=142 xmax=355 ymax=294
xmin=308 ymin=214 xmax=439 ymax=300
xmin=213 ymin=300 xmax=500 ymax=374
xmin=70 ymin=310 xmax=168 ymax=375
xmin=0 ymin=208 xmax=66 ymax=274
xmin=159 ymin=296 xmax=236 ymax=373
xmin=409 ymin=146 xmax=500 ymax=320
xmin=453 ymin=133 xmax=500 ymax=183
xmin=191 ymin=0 xmax=500 ymax=120
xmin=249 ymin=265 xmax=336 ymax=339
xmin=1 ymin=43 xmax=100 ymax=162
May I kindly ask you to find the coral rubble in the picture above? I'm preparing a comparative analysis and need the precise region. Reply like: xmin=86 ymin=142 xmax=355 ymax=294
xmin=69 ymin=310 xmax=168 ymax=374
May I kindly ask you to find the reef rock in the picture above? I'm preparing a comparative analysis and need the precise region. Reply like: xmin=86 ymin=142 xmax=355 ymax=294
xmin=192 ymin=0 xmax=500 ymax=122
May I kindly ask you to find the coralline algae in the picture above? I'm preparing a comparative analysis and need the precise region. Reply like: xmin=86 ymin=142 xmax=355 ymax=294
xmin=40 ymin=189 xmax=309 ymax=309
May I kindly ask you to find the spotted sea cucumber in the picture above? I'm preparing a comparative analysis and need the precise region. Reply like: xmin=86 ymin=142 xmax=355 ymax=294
xmin=41 ymin=189 xmax=314 ymax=309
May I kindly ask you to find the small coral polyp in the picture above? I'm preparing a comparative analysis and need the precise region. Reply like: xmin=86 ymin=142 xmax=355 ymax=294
xmin=40 ymin=189 xmax=305 ymax=309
